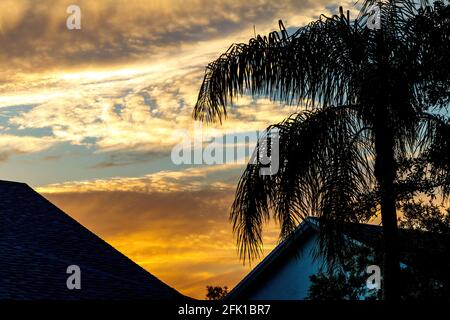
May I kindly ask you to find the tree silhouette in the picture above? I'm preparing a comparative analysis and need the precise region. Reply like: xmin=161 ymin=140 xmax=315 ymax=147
xmin=307 ymin=202 xmax=450 ymax=300
xmin=206 ymin=285 xmax=228 ymax=300
xmin=193 ymin=0 xmax=450 ymax=300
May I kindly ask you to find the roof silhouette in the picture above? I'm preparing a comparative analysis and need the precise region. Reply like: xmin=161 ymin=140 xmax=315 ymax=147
xmin=228 ymin=217 xmax=450 ymax=299
xmin=0 ymin=180 xmax=184 ymax=300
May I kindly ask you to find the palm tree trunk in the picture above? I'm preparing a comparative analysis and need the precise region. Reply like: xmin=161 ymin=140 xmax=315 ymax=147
xmin=374 ymin=120 xmax=401 ymax=300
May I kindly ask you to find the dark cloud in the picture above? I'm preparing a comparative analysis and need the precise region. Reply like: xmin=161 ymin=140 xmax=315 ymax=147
xmin=0 ymin=152 xmax=10 ymax=162
xmin=0 ymin=0 xmax=331 ymax=73
xmin=42 ymin=154 xmax=63 ymax=161
xmin=90 ymin=150 xmax=168 ymax=169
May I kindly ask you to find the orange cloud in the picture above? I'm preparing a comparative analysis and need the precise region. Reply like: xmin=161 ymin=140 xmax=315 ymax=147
xmin=0 ymin=0 xmax=336 ymax=73
xmin=0 ymin=0 xmax=356 ymax=299
xmin=42 ymin=186 xmax=279 ymax=299
xmin=1 ymin=0 xmax=350 ymax=158
xmin=37 ymin=164 xmax=243 ymax=193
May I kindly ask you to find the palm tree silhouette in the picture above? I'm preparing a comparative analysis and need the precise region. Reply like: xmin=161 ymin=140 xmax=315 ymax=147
xmin=193 ymin=0 xmax=449 ymax=300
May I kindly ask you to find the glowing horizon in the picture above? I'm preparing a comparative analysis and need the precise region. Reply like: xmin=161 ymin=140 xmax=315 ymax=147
xmin=0 ymin=0 xmax=354 ymax=299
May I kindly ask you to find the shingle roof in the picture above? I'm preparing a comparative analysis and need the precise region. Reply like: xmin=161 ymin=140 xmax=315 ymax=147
xmin=0 ymin=180 xmax=184 ymax=300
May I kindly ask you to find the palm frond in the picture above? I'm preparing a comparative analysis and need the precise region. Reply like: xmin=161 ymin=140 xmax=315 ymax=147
xmin=396 ymin=113 xmax=450 ymax=201
xmin=193 ymin=0 xmax=450 ymax=270
xmin=193 ymin=1 xmax=448 ymax=124
xmin=193 ymin=11 xmax=366 ymax=123
xmin=424 ymin=116 xmax=450 ymax=199
xmin=407 ymin=0 xmax=450 ymax=109
xmin=231 ymin=106 xmax=375 ymax=263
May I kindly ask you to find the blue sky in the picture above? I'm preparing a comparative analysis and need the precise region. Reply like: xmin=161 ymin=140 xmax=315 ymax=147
xmin=0 ymin=0 xmax=354 ymax=298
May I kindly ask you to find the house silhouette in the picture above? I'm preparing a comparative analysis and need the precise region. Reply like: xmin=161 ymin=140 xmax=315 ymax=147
xmin=228 ymin=217 xmax=450 ymax=299
xmin=0 ymin=180 xmax=183 ymax=300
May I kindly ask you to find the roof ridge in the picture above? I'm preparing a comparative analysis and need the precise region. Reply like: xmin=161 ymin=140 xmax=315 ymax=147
xmin=0 ymin=179 xmax=27 ymax=185
xmin=0 ymin=180 xmax=184 ymax=299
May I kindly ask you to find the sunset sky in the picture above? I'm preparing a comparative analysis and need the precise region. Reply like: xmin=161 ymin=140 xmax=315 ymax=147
xmin=0 ymin=0 xmax=356 ymax=298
